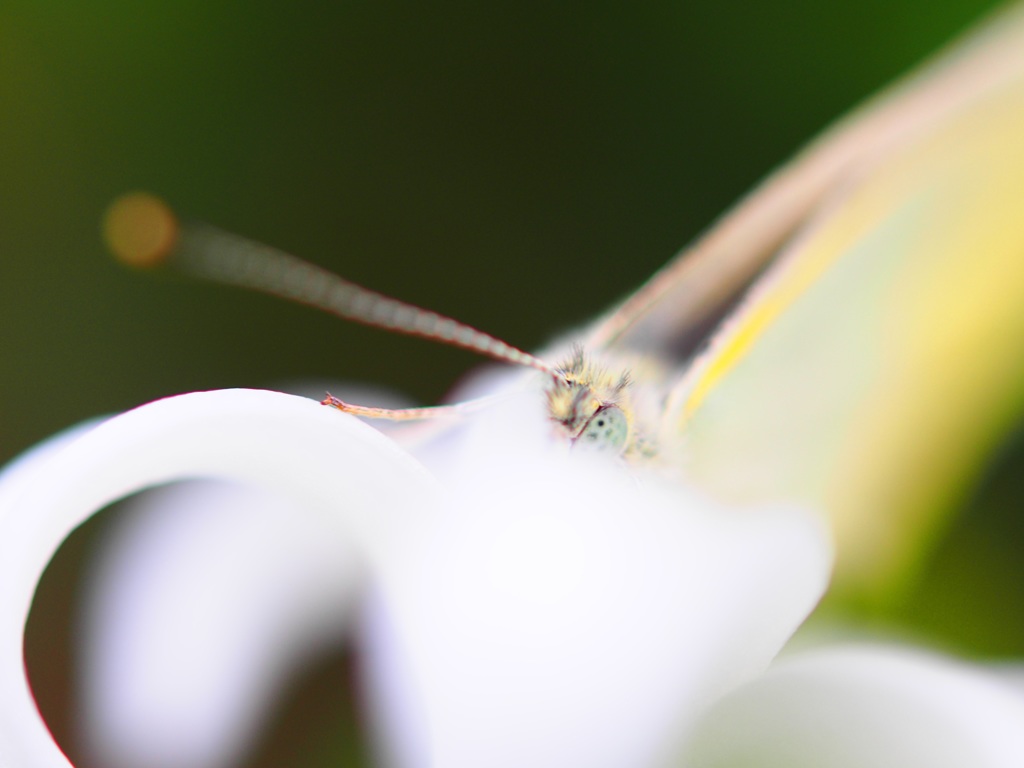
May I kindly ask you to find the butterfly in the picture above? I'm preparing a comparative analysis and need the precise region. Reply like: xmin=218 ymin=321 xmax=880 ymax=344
xmin=103 ymin=2 xmax=1024 ymax=603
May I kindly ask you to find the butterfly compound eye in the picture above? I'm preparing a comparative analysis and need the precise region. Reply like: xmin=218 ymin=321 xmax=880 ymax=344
xmin=574 ymin=405 xmax=629 ymax=454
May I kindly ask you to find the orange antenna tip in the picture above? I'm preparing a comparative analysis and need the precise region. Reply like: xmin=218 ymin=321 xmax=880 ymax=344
xmin=103 ymin=192 xmax=179 ymax=269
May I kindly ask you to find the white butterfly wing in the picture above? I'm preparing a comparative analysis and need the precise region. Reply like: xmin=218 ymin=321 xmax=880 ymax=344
xmin=588 ymin=3 xmax=1024 ymax=363
xmin=591 ymin=3 xmax=1024 ymax=602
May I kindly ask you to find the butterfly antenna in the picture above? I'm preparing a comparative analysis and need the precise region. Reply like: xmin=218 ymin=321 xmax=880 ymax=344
xmin=103 ymin=192 xmax=557 ymax=378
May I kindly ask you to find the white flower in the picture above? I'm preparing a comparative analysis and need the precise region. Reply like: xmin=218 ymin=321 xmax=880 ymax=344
xmin=0 ymin=387 xmax=830 ymax=767
xmin=6 ymin=387 xmax=1024 ymax=767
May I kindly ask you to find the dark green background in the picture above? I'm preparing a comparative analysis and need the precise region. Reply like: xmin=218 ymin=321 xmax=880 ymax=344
xmin=4 ymin=1 xmax=1019 ymax=766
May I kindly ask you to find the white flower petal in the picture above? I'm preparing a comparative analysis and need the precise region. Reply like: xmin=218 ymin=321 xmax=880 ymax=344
xmin=79 ymin=480 xmax=360 ymax=768
xmin=993 ymin=664 xmax=1024 ymax=696
xmin=684 ymin=645 xmax=1024 ymax=768
xmin=362 ymin=400 xmax=833 ymax=768
xmin=75 ymin=381 xmax=420 ymax=768
xmin=0 ymin=419 xmax=107 ymax=490
xmin=0 ymin=389 xmax=437 ymax=767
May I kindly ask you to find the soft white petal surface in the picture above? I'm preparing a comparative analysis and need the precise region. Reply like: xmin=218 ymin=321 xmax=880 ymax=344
xmin=684 ymin=645 xmax=1024 ymax=768
xmin=80 ymin=480 xmax=360 ymax=768
xmin=994 ymin=664 xmax=1024 ymax=695
xmin=0 ymin=389 xmax=436 ymax=767
xmin=76 ymin=381 xmax=415 ymax=768
xmin=363 ymin=400 xmax=833 ymax=768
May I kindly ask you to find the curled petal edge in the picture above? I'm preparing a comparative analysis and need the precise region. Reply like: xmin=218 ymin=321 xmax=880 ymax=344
xmin=0 ymin=389 xmax=437 ymax=767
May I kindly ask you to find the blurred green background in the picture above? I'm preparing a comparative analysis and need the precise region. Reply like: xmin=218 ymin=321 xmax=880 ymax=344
xmin=5 ymin=0 xmax=1021 ymax=766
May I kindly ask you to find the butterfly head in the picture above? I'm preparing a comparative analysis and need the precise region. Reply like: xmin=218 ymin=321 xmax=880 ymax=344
xmin=545 ymin=346 xmax=648 ymax=458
